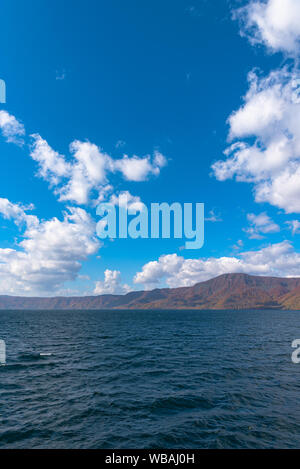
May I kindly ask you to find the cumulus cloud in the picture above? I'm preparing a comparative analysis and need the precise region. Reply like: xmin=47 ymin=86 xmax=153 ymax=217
xmin=60 ymin=140 xmax=110 ymax=205
xmin=134 ymin=241 xmax=300 ymax=288
xmin=236 ymin=0 xmax=300 ymax=55
xmin=213 ymin=1 xmax=300 ymax=214
xmin=94 ymin=269 xmax=131 ymax=295
xmin=30 ymin=135 xmax=167 ymax=205
xmin=0 ymin=201 xmax=100 ymax=295
xmin=0 ymin=198 xmax=39 ymax=229
xmin=212 ymin=68 xmax=300 ymax=213
xmin=30 ymin=134 xmax=71 ymax=185
xmin=0 ymin=110 xmax=25 ymax=145
xmin=114 ymin=151 xmax=167 ymax=182
xmin=244 ymin=212 xmax=279 ymax=239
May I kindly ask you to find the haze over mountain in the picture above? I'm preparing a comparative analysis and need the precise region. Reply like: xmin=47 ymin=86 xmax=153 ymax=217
xmin=1 ymin=273 xmax=300 ymax=310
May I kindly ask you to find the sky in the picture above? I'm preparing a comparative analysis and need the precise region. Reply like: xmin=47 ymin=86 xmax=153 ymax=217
xmin=0 ymin=0 xmax=300 ymax=296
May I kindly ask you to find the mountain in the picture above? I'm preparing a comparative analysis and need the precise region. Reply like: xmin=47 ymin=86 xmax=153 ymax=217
xmin=1 ymin=273 xmax=300 ymax=310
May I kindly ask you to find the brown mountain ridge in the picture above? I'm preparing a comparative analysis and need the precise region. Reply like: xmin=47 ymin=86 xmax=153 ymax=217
xmin=1 ymin=273 xmax=300 ymax=310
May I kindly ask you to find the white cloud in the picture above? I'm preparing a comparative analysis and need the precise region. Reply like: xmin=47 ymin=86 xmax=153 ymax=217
xmin=30 ymin=134 xmax=71 ymax=185
xmin=113 ymin=155 xmax=152 ymax=181
xmin=244 ymin=212 xmax=279 ymax=238
xmin=232 ymin=239 xmax=244 ymax=250
xmin=153 ymin=151 xmax=167 ymax=169
xmin=212 ymin=68 xmax=300 ymax=213
xmin=114 ymin=150 xmax=166 ymax=182
xmin=30 ymin=135 xmax=167 ymax=204
xmin=134 ymin=254 xmax=183 ymax=289
xmin=0 ymin=110 xmax=25 ymax=145
xmin=108 ymin=191 xmax=145 ymax=211
xmin=255 ymin=163 xmax=300 ymax=213
xmin=134 ymin=241 xmax=300 ymax=288
xmin=213 ymin=3 xmax=300 ymax=213
xmin=60 ymin=140 xmax=110 ymax=205
xmin=286 ymin=219 xmax=300 ymax=235
xmin=236 ymin=0 xmax=300 ymax=55
xmin=94 ymin=269 xmax=131 ymax=295
xmin=30 ymin=136 xmax=109 ymax=204
xmin=228 ymin=70 xmax=286 ymax=140
xmin=0 ymin=202 xmax=100 ymax=295
xmin=0 ymin=198 xmax=38 ymax=229
xmin=205 ymin=209 xmax=222 ymax=222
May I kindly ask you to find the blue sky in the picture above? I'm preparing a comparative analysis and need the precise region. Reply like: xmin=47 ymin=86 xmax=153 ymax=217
xmin=0 ymin=0 xmax=300 ymax=296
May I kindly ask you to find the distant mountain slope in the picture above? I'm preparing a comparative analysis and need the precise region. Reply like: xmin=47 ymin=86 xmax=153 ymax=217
xmin=1 ymin=273 xmax=300 ymax=310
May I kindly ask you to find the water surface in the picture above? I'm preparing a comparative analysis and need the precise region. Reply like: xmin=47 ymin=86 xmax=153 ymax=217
xmin=0 ymin=309 xmax=299 ymax=448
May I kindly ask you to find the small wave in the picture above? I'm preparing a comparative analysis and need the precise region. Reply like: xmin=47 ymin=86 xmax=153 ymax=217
xmin=149 ymin=394 xmax=215 ymax=412
xmin=18 ymin=352 xmax=53 ymax=361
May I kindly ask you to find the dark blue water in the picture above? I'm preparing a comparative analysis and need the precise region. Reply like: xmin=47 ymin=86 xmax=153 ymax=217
xmin=0 ymin=309 xmax=300 ymax=448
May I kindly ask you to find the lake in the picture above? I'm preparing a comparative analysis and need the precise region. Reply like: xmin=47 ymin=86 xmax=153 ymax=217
xmin=0 ymin=309 xmax=299 ymax=448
